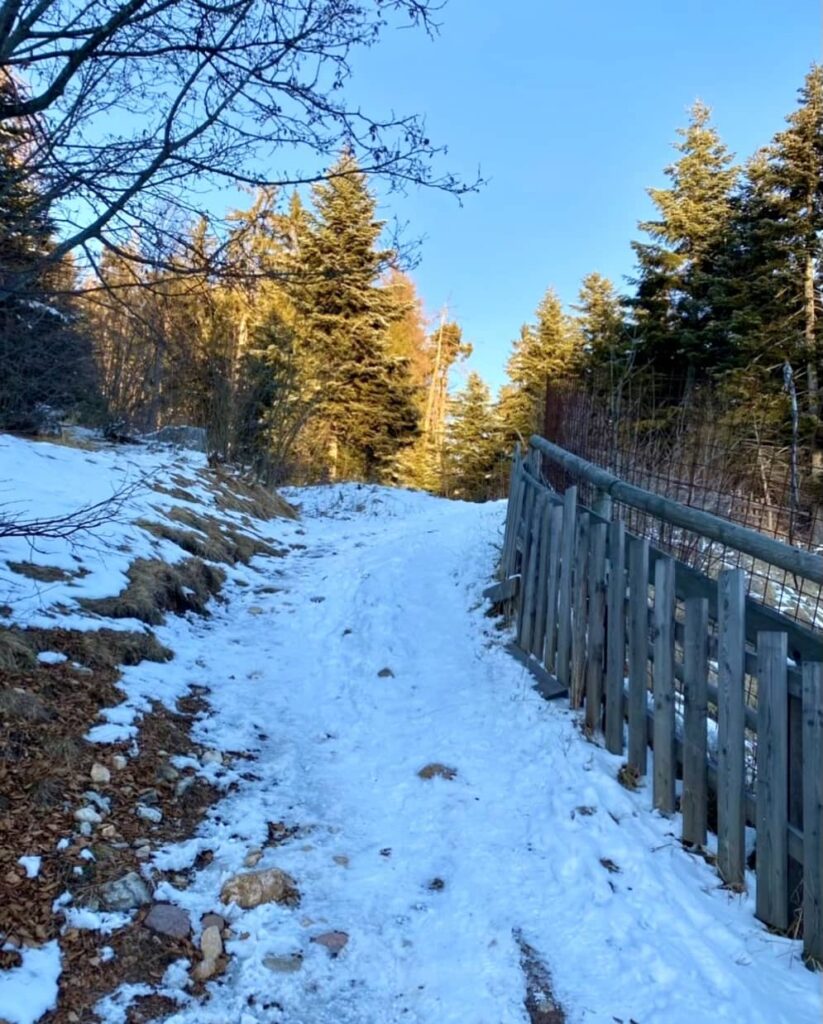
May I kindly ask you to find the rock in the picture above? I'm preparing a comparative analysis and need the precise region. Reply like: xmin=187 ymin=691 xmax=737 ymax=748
xmin=83 ymin=791 xmax=110 ymax=813
xmin=200 ymin=924 xmax=223 ymax=961
xmin=136 ymin=804 xmax=162 ymax=824
xmin=31 ymin=402 xmax=63 ymax=437
xmin=99 ymin=824 xmax=118 ymax=840
xmin=417 ymin=762 xmax=457 ymax=781
xmin=148 ymin=425 xmax=208 ymax=451
xmin=263 ymin=953 xmax=303 ymax=973
xmin=144 ymin=903 xmax=191 ymax=939
xmin=90 ymin=763 xmax=111 ymax=785
xmin=112 ymin=755 xmax=128 ymax=770
xmin=201 ymin=750 xmax=223 ymax=766
xmin=74 ymin=807 xmax=102 ymax=825
xmin=312 ymin=930 xmax=348 ymax=957
xmin=135 ymin=846 xmax=151 ymax=860
xmin=377 ymin=667 xmax=395 ymax=678
xmin=243 ymin=848 xmax=262 ymax=868
xmin=332 ymin=855 xmax=349 ymax=868
xmin=156 ymin=761 xmax=179 ymax=783
xmin=220 ymin=868 xmax=300 ymax=909
xmin=193 ymin=957 xmax=220 ymax=981
xmin=200 ymin=912 xmax=225 ymax=932
xmin=99 ymin=871 xmax=152 ymax=911
xmin=79 ymin=822 xmax=92 ymax=837
xmin=175 ymin=777 xmax=195 ymax=798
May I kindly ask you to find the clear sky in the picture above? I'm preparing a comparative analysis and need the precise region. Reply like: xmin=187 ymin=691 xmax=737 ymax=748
xmin=345 ymin=0 xmax=822 ymax=393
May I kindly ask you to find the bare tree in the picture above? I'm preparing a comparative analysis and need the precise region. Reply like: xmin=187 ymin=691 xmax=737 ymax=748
xmin=0 ymin=0 xmax=475 ymax=292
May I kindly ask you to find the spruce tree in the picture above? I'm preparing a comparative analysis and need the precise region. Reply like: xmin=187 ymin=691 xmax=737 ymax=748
xmin=630 ymin=101 xmax=738 ymax=390
xmin=500 ymin=288 xmax=579 ymax=441
xmin=574 ymin=273 xmax=627 ymax=380
xmin=444 ymin=372 xmax=500 ymax=501
xmin=287 ymin=150 xmax=419 ymax=480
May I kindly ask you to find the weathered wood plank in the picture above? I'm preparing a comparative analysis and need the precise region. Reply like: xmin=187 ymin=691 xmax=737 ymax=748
xmin=717 ymin=569 xmax=746 ymax=889
xmin=556 ymin=485 xmax=577 ymax=689
xmin=652 ymin=555 xmax=676 ymax=815
xmin=570 ymin=512 xmax=590 ymax=708
xmin=518 ymin=492 xmax=545 ymax=652
xmin=483 ymin=577 xmax=519 ymax=604
xmin=627 ymin=535 xmax=650 ymax=776
xmin=514 ymin=475 xmax=537 ymax=627
xmin=504 ymin=642 xmax=568 ymax=701
xmin=585 ymin=521 xmax=607 ymax=735
xmin=531 ymin=492 xmax=553 ymax=661
xmin=605 ymin=519 xmax=626 ymax=754
xmin=500 ymin=449 xmax=523 ymax=581
xmin=756 ymin=631 xmax=789 ymax=932
xmin=802 ymin=662 xmax=823 ymax=964
xmin=544 ymin=505 xmax=563 ymax=673
xmin=682 ymin=596 xmax=709 ymax=848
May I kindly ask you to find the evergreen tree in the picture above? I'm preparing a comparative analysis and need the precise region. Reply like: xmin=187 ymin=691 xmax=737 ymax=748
xmin=630 ymin=101 xmax=738 ymax=390
xmin=500 ymin=288 xmax=579 ymax=441
xmin=0 ymin=75 xmax=97 ymax=428
xmin=444 ymin=372 xmax=500 ymax=501
xmin=287 ymin=150 xmax=419 ymax=480
xmin=573 ymin=273 xmax=627 ymax=378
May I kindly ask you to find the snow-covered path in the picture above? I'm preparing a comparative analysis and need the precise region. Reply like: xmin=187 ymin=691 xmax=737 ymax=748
xmin=112 ymin=484 xmax=818 ymax=1024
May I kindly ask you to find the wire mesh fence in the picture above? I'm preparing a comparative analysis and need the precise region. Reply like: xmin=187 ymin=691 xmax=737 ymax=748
xmin=541 ymin=376 xmax=823 ymax=629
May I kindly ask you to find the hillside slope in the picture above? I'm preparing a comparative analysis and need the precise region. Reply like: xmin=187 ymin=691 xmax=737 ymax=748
xmin=0 ymin=435 xmax=819 ymax=1024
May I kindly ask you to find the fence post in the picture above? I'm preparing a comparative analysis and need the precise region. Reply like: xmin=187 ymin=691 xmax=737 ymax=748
xmin=518 ymin=492 xmax=546 ymax=653
xmin=627 ymin=535 xmax=650 ymax=775
xmin=531 ymin=496 xmax=553 ymax=662
xmin=717 ymin=569 xmax=746 ymax=889
xmin=570 ymin=511 xmax=590 ymax=707
xmin=756 ymin=631 xmax=789 ymax=932
xmin=652 ymin=555 xmax=676 ymax=815
xmin=556 ymin=485 xmax=577 ymax=689
xmin=585 ymin=520 xmax=608 ymax=734
xmin=605 ymin=519 xmax=626 ymax=754
xmin=682 ymin=596 xmax=709 ymax=848
xmin=802 ymin=661 xmax=823 ymax=964
xmin=544 ymin=504 xmax=563 ymax=673
xmin=500 ymin=447 xmax=523 ymax=581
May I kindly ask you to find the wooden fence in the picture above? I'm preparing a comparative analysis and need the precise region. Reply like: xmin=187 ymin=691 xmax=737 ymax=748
xmin=491 ymin=437 xmax=823 ymax=965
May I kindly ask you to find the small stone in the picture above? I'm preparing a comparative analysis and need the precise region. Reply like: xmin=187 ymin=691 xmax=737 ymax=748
xmin=220 ymin=868 xmax=300 ymax=909
xmin=200 ymin=924 xmax=223 ymax=961
xmin=243 ymin=848 xmax=262 ymax=868
xmin=135 ymin=846 xmax=151 ymax=860
xmin=74 ymin=807 xmax=102 ymax=825
xmin=136 ymin=804 xmax=162 ymax=824
xmin=112 ymin=755 xmax=128 ymax=770
xmin=201 ymin=750 xmax=223 ymax=766
xmin=83 ymin=791 xmax=110 ymax=813
xmin=90 ymin=763 xmax=111 ymax=784
xmin=332 ymin=855 xmax=349 ymax=868
xmin=99 ymin=871 xmax=152 ymax=911
xmin=144 ymin=903 xmax=191 ymax=940
xmin=417 ymin=762 xmax=457 ymax=781
xmin=193 ymin=957 xmax=219 ymax=981
xmin=200 ymin=912 xmax=225 ymax=932
xmin=99 ymin=824 xmax=118 ymax=840
xmin=79 ymin=822 xmax=92 ymax=837
xmin=377 ymin=667 xmax=395 ymax=678
xmin=156 ymin=762 xmax=179 ymax=783
xmin=263 ymin=953 xmax=303 ymax=973
xmin=312 ymin=930 xmax=348 ymax=957
xmin=175 ymin=776 xmax=195 ymax=798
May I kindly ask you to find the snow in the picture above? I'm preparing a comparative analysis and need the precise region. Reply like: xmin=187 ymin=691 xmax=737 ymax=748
xmin=0 ymin=941 xmax=61 ymax=1024
xmin=1 ymin=437 xmax=820 ymax=1024
xmin=17 ymin=855 xmax=41 ymax=878
xmin=36 ymin=651 xmax=67 ymax=664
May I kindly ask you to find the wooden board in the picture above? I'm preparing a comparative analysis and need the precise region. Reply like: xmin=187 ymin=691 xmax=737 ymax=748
xmin=627 ymin=535 xmax=650 ymax=776
xmin=802 ymin=662 xmax=823 ymax=964
xmin=605 ymin=519 xmax=626 ymax=754
xmin=682 ymin=596 xmax=709 ymax=848
xmin=717 ymin=569 xmax=746 ymax=888
xmin=652 ymin=555 xmax=676 ymax=815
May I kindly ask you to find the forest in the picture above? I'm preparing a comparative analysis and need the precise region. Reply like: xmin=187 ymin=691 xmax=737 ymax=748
xmin=1 ymin=10 xmax=821 ymax=526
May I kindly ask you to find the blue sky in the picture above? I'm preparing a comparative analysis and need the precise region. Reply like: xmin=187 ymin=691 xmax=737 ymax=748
xmin=345 ymin=0 xmax=821 ymax=392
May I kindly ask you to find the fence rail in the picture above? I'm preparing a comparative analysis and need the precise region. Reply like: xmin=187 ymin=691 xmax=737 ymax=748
xmin=496 ymin=438 xmax=823 ymax=965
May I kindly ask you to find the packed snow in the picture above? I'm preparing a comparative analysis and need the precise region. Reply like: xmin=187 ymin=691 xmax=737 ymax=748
xmin=1 ymin=434 xmax=820 ymax=1023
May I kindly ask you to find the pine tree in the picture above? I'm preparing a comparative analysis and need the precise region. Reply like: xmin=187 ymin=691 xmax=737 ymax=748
xmin=630 ymin=102 xmax=738 ymax=390
xmin=444 ymin=372 xmax=501 ymax=501
xmin=286 ymin=150 xmax=419 ymax=480
xmin=574 ymin=273 xmax=627 ymax=378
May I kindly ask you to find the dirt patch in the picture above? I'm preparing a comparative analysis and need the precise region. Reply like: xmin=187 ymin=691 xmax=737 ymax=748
xmin=80 ymin=557 xmax=225 ymax=625
xmin=418 ymin=762 xmax=458 ymax=781
xmin=7 ymin=562 xmax=86 ymax=584
xmin=514 ymin=929 xmax=565 ymax=1023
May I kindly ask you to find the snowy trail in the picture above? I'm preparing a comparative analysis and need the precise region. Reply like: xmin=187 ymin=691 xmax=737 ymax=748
xmin=124 ymin=485 xmax=820 ymax=1024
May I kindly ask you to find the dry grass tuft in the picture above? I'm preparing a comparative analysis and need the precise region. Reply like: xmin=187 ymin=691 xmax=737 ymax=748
xmin=7 ymin=561 xmax=77 ymax=583
xmin=80 ymin=557 xmax=225 ymax=625
xmin=201 ymin=468 xmax=297 ymax=521
xmin=0 ymin=629 xmax=38 ymax=670
xmin=150 ymin=482 xmax=198 ymax=503
xmin=617 ymin=763 xmax=641 ymax=791
xmin=0 ymin=687 xmax=51 ymax=722
xmin=417 ymin=762 xmax=458 ymax=781
xmin=138 ymin=508 xmax=283 ymax=566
